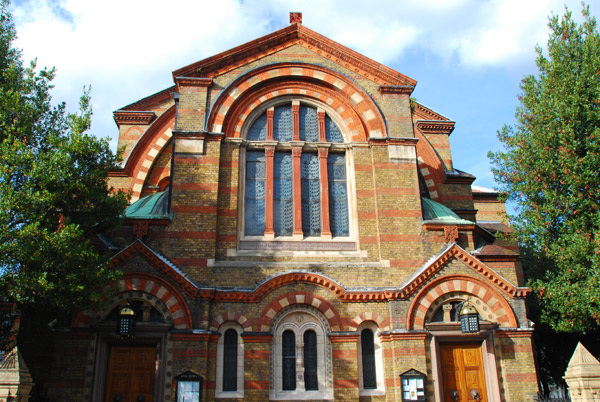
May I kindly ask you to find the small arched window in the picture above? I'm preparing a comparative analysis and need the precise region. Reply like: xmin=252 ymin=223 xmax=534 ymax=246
xmin=361 ymin=329 xmax=376 ymax=389
xmin=222 ymin=329 xmax=238 ymax=391
xmin=215 ymin=323 xmax=244 ymax=398
xmin=271 ymin=311 xmax=333 ymax=400
xmin=282 ymin=330 xmax=296 ymax=391
xmin=303 ymin=330 xmax=318 ymax=390
xmin=358 ymin=322 xmax=385 ymax=396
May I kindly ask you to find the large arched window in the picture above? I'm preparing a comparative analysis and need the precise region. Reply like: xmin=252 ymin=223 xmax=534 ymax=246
xmin=215 ymin=322 xmax=244 ymax=398
xmin=242 ymin=100 xmax=350 ymax=240
xmin=357 ymin=322 xmax=385 ymax=396
xmin=271 ymin=310 xmax=333 ymax=400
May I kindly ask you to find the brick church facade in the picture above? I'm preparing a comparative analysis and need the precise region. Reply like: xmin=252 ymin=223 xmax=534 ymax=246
xmin=24 ymin=13 xmax=539 ymax=401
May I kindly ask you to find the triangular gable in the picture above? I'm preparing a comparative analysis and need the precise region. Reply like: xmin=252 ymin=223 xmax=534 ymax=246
xmin=111 ymin=240 xmax=198 ymax=297
xmin=399 ymin=243 xmax=529 ymax=298
xmin=172 ymin=23 xmax=416 ymax=87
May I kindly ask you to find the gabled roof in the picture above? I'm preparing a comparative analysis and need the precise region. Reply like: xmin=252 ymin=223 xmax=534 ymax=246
xmin=172 ymin=21 xmax=416 ymax=87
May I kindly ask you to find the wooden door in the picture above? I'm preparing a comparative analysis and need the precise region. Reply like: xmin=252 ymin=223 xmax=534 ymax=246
xmin=105 ymin=346 xmax=156 ymax=402
xmin=440 ymin=343 xmax=487 ymax=402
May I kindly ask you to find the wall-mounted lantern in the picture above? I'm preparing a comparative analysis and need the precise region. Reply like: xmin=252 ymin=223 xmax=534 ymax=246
xmin=400 ymin=369 xmax=426 ymax=401
xmin=175 ymin=371 xmax=202 ymax=402
xmin=459 ymin=302 xmax=480 ymax=333
xmin=117 ymin=304 xmax=135 ymax=337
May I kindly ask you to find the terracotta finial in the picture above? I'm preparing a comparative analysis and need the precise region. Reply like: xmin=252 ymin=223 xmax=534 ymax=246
xmin=290 ymin=12 xmax=302 ymax=24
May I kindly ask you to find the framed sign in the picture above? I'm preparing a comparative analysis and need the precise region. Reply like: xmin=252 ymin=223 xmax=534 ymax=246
xmin=400 ymin=369 xmax=426 ymax=401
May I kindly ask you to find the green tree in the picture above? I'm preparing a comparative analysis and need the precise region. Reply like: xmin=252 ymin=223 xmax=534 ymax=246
xmin=489 ymin=5 xmax=600 ymax=333
xmin=0 ymin=0 xmax=128 ymax=327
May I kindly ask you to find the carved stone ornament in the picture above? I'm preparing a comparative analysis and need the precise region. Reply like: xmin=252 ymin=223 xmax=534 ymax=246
xmin=290 ymin=12 xmax=302 ymax=24
xmin=133 ymin=221 xmax=149 ymax=239
xmin=444 ymin=225 xmax=459 ymax=243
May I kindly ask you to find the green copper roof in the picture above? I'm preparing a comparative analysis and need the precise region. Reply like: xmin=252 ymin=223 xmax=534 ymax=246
xmin=422 ymin=198 xmax=472 ymax=224
xmin=124 ymin=190 xmax=171 ymax=220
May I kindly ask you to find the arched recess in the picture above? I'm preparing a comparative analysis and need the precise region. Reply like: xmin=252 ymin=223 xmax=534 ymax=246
xmin=257 ymin=291 xmax=343 ymax=332
xmin=71 ymin=272 xmax=193 ymax=330
xmin=414 ymin=126 xmax=445 ymax=201
xmin=406 ymin=274 xmax=518 ymax=330
xmin=120 ymin=106 xmax=175 ymax=202
xmin=207 ymin=63 xmax=386 ymax=141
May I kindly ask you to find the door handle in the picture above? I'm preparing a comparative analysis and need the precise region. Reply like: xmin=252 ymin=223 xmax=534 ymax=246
xmin=471 ymin=389 xmax=481 ymax=401
xmin=450 ymin=389 xmax=460 ymax=401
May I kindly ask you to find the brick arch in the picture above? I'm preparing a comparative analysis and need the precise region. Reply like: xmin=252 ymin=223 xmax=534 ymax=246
xmin=120 ymin=106 xmax=175 ymax=202
xmin=257 ymin=291 xmax=343 ymax=332
xmin=207 ymin=63 xmax=386 ymax=141
xmin=71 ymin=272 xmax=192 ymax=330
xmin=253 ymin=272 xmax=347 ymax=302
xmin=210 ymin=312 xmax=250 ymax=332
xmin=406 ymin=274 xmax=518 ymax=330
xmin=348 ymin=312 xmax=390 ymax=332
xmin=414 ymin=126 xmax=444 ymax=201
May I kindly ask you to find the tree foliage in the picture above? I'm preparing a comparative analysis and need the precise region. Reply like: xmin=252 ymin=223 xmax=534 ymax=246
xmin=0 ymin=0 xmax=128 ymax=316
xmin=490 ymin=5 xmax=600 ymax=332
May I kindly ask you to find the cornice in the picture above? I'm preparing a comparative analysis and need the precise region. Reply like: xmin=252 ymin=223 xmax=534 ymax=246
xmin=109 ymin=243 xmax=529 ymax=304
xmin=444 ymin=171 xmax=476 ymax=185
xmin=368 ymin=137 xmax=419 ymax=146
xmin=113 ymin=111 xmax=156 ymax=126
xmin=422 ymin=223 xmax=495 ymax=243
xmin=379 ymin=332 xmax=428 ymax=341
xmin=415 ymin=120 xmax=455 ymax=135
xmin=172 ymin=130 xmax=224 ymax=141
xmin=175 ymin=76 xmax=213 ymax=89
xmin=378 ymin=85 xmax=414 ymax=95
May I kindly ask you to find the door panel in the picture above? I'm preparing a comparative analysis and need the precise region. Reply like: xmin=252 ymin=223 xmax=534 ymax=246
xmin=105 ymin=346 xmax=156 ymax=402
xmin=440 ymin=343 xmax=487 ymax=402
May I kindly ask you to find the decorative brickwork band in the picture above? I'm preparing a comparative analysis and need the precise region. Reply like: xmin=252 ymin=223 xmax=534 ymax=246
xmin=348 ymin=312 xmax=390 ymax=332
xmin=258 ymin=291 xmax=342 ymax=332
xmin=210 ymin=312 xmax=251 ymax=332
xmin=207 ymin=63 xmax=386 ymax=141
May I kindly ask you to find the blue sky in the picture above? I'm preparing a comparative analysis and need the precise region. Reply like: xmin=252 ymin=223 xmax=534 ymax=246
xmin=9 ymin=0 xmax=598 ymax=191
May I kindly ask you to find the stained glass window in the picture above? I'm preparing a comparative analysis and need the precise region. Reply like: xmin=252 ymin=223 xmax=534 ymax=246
xmin=223 ymin=329 xmax=238 ymax=391
xmin=299 ymin=105 xmax=319 ymax=142
xmin=328 ymin=154 xmax=349 ymax=236
xmin=301 ymin=153 xmax=321 ymax=236
xmin=304 ymin=330 xmax=318 ymax=390
xmin=244 ymin=102 xmax=350 ymax=239
xmin=282 ymin=330 xmax=296 ymax=391
xmin=244 ymin=151 xmax=265 ymax=235
xmin=274 ymin=105 xmax=293 ymax=141
xmin=361 ymin=329 xmax=377 ymax=389
xmin=325 ymin=115 xmax=343 ymax=143
xmin=274 ymin=153 xmax=293 ymax=236
xmin=248 ymin=113 xmax=267 ymax=141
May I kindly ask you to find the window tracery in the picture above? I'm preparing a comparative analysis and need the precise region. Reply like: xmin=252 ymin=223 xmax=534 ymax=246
xmin=242 ymin=101 xmax=350 ymax=240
